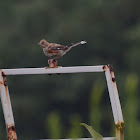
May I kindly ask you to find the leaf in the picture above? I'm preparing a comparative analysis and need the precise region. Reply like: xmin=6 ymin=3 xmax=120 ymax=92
xmin=80 ymin=123 xmax=103 ymax=140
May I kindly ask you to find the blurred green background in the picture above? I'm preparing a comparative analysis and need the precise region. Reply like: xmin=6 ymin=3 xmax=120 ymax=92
xmin=0 ymin=0 xmax=140 ymax=139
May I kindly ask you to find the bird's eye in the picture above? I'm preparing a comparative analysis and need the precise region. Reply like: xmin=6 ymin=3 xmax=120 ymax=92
xmin=41 ymin=42 xmax=44 ymax=45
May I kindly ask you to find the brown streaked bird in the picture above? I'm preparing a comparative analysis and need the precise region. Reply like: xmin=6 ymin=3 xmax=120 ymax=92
xmin=37 ymin=39 xmax=87 ymax=68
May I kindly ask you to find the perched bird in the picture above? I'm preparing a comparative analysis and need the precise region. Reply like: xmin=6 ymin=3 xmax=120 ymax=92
xmin=37 ymin=39 xmax=87 ymax=68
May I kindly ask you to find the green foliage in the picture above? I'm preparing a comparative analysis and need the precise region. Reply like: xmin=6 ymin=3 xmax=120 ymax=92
xmin=124 ymin=74 xmax=140 ymax=140
xmin=67 ymin=114 xmax=83 ymax=138
xmin=46 ymin=113 xmax=83 ymax=139
xmin=45 ymin=111 xmax=62 ymax=139
xmin=81 ymin=123 xmax=103 ymax=140
xmin=89 ymin=81 xmax=105 ymax=131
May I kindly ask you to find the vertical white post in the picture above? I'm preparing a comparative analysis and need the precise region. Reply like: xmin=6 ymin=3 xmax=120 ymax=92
xmin=104 ymin=65 xmax=124 ymax=140
xmin=0 ymin=70 xmax=17 ymax=140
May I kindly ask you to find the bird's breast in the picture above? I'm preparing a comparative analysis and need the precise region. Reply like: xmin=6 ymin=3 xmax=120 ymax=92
xmin=43 ymin=48 xmax=62 ymax=58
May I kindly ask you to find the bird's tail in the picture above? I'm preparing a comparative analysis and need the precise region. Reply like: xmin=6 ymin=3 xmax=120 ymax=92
xmin=66 ymin=41 xmax=87 ymax=48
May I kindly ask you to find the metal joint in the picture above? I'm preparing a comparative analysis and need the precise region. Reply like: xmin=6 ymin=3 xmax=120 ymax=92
xmin=7 ymin=124 xmax=17 ymax=140
xmin=116 ymin=121 xmax=125 ymax=131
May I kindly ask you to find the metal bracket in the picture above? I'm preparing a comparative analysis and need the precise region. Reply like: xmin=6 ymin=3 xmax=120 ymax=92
xmin=0 ymin=65 xmax=124 ymax=140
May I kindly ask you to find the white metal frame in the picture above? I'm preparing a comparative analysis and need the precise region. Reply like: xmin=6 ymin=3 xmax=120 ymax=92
xmin=0 ymin=65 xmax=124 ymax=140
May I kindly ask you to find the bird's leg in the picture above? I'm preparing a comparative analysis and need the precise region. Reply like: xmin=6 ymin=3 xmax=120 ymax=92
xmin=46 ymin=59 xmax=59 ymax=68
xmin=45 ymin=59 xmax=62 ymax=68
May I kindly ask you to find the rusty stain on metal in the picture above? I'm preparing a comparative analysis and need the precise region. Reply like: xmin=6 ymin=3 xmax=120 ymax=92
xmin=1 ymin=71 xmax=8 ymax=86
xmin=115 ymin=121 xmax=125 ymax=140
xmin=107 ymin=64 xmax=114 ymax=72
xmin=1 ymin=71 xmax=10 ymax=105
xmin=103 ymin=64 xmax=117 ymax=83
xmin=107 ymin=65 xmax=115 ymax=78
xmin=4 ymin=81 xmax=8 ymax=86
xmin=112 ymin=77 xmax=116 ymax=82
xmin=103 ymin=64 xmax=113 ymax=72
xmin=7 ymin=124 xmax=17 ymax=140
xmin=103 ymin=64 xmax=114 ymax=72
xmin=107 ymin=64 xmax=117 ymax=87
xmin=1 ymin=71 xmax=6 ymax=77
xmin=5 ymin=87 xmax=10 ymax=108
xmin=116 ymin=121 xmax=125 ymax=131
xmin=105 ymin=65 xmax=124 ymax=140
xmin=0 ymin=70 xmax=17 ymax=140
xmin=2 ymin=73 xmax=11 ymax=108
xmin=102 ymin=65 xmax=107 ymax=71
xmin=0 ymin=81 xmax=4 ymax=84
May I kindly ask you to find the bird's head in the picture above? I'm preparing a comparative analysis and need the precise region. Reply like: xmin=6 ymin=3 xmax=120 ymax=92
xmin=37 ymin=39 xmax=49 ymax=48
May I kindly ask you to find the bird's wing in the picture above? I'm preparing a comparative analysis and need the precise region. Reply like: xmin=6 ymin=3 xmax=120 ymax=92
xmin=49 ymin=43 xmax=67 ymax=50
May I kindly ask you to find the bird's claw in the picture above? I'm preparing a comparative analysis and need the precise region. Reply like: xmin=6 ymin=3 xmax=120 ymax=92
xmin=45 ymin=66 xmax=62 ymax=69
xmin=46 ymin=59 xmax=62 ymax=68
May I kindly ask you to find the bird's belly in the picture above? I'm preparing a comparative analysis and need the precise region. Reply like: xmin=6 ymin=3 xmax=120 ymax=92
xmin=44 ymin=51 xmax=55 ymax=57
xmin=43 ymin=49 xmax=63 ymax=59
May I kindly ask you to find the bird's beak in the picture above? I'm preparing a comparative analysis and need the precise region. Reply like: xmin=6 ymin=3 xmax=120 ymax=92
xmin=37 ymin=42 xmax=41 ymax=46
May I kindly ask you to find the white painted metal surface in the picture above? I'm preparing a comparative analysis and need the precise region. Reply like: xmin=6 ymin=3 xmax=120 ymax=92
xmin=2 ymin=66 xmax=104 ymax=75
xmin=105 ymin=68 xmax=124 ymax=123
xmin=37 ymin=138 xmax=115 ymax=140
xmin=0 ymin=65 xmax=124 ymax=140
xmin=0 ymin=71 xmax=15 ymax=126
xmin=0 ymin=70 xmax=17 ymax=139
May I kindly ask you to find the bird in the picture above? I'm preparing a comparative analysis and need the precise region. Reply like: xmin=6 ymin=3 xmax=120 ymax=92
xmin=37 ymin=39 xmax=87 ymax=68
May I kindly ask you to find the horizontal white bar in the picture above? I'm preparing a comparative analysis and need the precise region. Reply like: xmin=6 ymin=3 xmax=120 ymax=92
xmin=2 ymin=66 xmax=104 ymax=75
xmin=37 ymin=137 xmax=115 ymax=140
